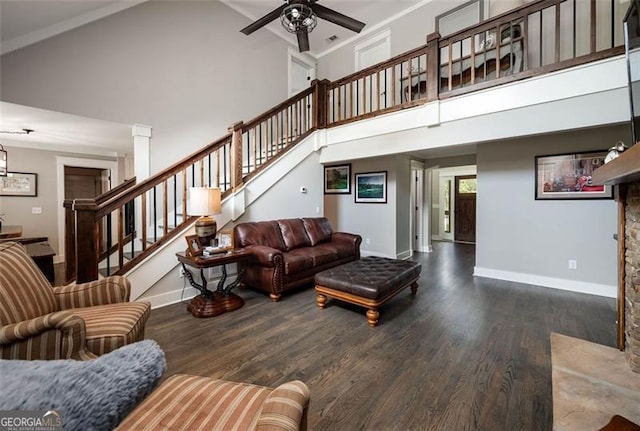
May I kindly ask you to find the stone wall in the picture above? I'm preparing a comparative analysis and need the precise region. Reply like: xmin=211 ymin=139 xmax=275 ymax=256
xmin=626 ymin=182 xmax=640 ymax=372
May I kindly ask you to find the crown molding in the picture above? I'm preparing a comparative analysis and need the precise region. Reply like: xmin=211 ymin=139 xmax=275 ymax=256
xmin=1 ymin=0 xmax=148 ymax=55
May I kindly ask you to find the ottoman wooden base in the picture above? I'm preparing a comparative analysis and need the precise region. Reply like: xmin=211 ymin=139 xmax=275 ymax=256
xmin=314 ymin=256 xmax=422 ymax=327
xmin=316 ymin=281 xmax=418 ymax=326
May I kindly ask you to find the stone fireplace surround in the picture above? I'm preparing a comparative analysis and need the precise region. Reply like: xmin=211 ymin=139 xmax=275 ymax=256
xmin=593 ymin=142 xmax=640 ymax=373
xmin=625 ymin=182 xmax=640 ymax=371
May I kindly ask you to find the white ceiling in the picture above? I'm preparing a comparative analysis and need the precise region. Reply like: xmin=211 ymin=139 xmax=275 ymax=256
xmin=222 ymin=0 xmax=426 ymax=57
xmin=0 ymin=102 xmax=133 ymax=157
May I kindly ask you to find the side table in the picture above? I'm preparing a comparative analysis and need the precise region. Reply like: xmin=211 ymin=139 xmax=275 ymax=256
xmin=176 ymin=249 xmax=252 ymax=318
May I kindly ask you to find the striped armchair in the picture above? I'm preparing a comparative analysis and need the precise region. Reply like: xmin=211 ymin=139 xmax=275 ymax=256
xmin=0 ymin=242 xmax=150 ymax=360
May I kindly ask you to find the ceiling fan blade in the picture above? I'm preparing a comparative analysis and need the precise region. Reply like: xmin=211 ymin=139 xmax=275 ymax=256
xmin=297 ymin=31 xmax=310 ymax=52
xmin=240 ymin=4 xmax=287 ymax=35
xmin=313 ymin=4 xmax=365 ymax=33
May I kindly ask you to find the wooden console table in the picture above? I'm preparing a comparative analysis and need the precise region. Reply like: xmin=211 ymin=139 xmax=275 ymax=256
xmin=176 ymin=249 xmax=252 ymax=318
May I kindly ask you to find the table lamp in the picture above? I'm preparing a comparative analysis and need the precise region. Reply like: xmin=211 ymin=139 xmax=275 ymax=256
xmin=189 ymin=187 xmax=221 ymax=247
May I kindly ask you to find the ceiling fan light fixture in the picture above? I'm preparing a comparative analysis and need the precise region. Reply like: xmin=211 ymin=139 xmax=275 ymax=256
xmin=280 ymin=3 xmax=317 ymax=34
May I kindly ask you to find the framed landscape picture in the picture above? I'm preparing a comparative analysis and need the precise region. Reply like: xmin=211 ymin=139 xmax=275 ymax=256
xmin=534 ymin=151 xmax=612 ymax=200
xmin=355 ymin=171 xmax=387 ymax=203
xmin=324 ymin=164 xmax=351 ymax=194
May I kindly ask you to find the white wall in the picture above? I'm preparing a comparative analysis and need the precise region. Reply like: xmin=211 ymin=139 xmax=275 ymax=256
xmin=324 ymin=155 xmax=411 ymax=258
xmin=0 ymin=1 xmax=294 ymax=174
xmin=475 ymin=125 xmax=624 ymax=297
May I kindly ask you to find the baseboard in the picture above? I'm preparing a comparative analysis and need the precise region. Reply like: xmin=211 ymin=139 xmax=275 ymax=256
xmin=473 ymin=266 xmax=616 ymax=298
xmin=144 ymin=286 xmax=199 ymax=309
xmin=396 ymin=249 xmax=413 ymax=260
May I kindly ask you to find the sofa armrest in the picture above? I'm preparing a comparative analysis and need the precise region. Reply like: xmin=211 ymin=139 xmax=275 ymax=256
xmin=331 ymin=232 xmax=362 ymax=256
xmin=54 ymin=275 xmax=131 ymax=309
xmin=256 ymin=380 xmax=310 ymax=431
xmin=245 ymin=245 xmax=284 ymax=268
xmin=0 ymin=311 xmax=95 ymax=360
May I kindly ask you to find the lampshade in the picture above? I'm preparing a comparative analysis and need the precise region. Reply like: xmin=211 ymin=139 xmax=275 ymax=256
xmin=280 ymin=3 xmax=317 ymax=34
xmin=189 ymin=187 xmax=221 ymax=247
xmin=189 ymin=187 xmax=221 ymax=216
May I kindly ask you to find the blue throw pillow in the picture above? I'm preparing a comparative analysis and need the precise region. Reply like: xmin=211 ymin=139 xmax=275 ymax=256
xmin=0 ymin=340 xmax=166 ymax=430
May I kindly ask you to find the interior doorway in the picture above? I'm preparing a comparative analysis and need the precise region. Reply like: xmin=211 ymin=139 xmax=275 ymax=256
xmin=288 ymin=49 xmax=316 ymax=97
xmin=64 ymin=167 xmax=109 ymax=200
xmin=454 ymin=175 xmax=477 ymax=243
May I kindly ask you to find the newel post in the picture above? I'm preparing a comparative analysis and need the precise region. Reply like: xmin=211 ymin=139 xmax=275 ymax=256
xmin=63 ymin=199 xmax=77 ymax=284
xmin=73 ymin=198 xmax=100 ymax=283
xmin=426 ymin=32 xmax=441 ymax=102
xmin=312 ymin=79 xmax=330 ymax=129
xmin=229 ymin=121 xmax=244 ymax=191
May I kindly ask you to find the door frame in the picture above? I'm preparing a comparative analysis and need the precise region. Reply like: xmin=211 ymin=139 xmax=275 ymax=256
xmin=56 ymin=156 xmax=118 ymax=263
xmin=354 ymin=29 xmax=391 ymax=71
xmin=288 ymin=47 xmax=316 ymax=98
xmin=454 ymin=174 xmax=477 ymax=243
xmin=434 ymin=165 xmax=476 ymax=241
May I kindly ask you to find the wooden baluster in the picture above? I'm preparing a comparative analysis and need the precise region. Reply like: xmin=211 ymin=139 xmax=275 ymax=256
xmin=426 ymin=32 xmax=440 ymax=102
xmin=555 ymin=6 xmax=561 ymax=63
xmin=163 ymin=180 xmax=168 ymax=236
xmin=590 ymin=0 xmax=596 ymax=54
xmin=118 ymin=206 xmax=124 ymax=269
xmin=141 ymin=191 xmax=147 ymax=251
xmin=229 ymin=121 xmax=244 ymax=191
xmin=73 ymin=198 xmax=99 ymax=283
xmin=182 ymin=169 xmax=188 ymax=219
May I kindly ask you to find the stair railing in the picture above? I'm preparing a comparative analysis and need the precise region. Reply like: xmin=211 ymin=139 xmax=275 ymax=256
xmin=68 ymin=80 xmax=325 ymax=283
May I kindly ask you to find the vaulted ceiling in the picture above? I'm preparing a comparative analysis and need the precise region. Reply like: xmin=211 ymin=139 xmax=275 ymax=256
xmin=0 ymin=0 xmax=428 ymax=156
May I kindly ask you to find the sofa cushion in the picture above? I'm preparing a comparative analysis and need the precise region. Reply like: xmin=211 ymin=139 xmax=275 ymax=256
xmin=282 ymin=249 xmax=315 ymax=275
xmin=302 ymin=217 xmax=333 ymax=246
xmin=118 ymin=376 xmax=310 ymax=431
xmin=235 ymin=221 xmax=286 ymax=251
xmin=278 ymin=219 xmax=312 ymax=251
xmin=72 ymin=302 xmax=151 ymax=357
xmin=0 ymin=340 xmax=165 ymax=431
xmin=304 ymin=244 xmax=339 ymax=266
xmin=0 ymin=242 xmax=58 ymax=325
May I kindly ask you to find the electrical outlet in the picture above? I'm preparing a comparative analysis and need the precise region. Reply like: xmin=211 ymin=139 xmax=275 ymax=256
xmin=32 ymin=207 xmax=42 ymax=214
xmin=568 ymin=259 xmax=577 ymax=270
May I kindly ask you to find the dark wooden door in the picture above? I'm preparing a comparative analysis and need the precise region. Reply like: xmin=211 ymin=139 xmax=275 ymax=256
xmin=454 ymin=175 xmax=476 ymax=243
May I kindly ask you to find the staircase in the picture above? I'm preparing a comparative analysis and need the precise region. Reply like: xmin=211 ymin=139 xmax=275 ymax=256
xmin=63 ymin=0 xmax=626 ymax=302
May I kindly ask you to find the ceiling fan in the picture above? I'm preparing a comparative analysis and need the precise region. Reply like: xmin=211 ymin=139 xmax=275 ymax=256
xmin=240 ymin=0 xmax=366 ymax=53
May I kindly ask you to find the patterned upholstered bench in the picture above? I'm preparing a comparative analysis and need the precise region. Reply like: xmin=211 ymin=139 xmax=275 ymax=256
xmin=314 ymin=256 xmax=422 ymax=326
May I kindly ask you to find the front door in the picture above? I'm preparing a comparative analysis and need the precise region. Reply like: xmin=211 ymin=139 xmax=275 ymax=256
xmin=454 ymin=175 xmax=476 ymax=243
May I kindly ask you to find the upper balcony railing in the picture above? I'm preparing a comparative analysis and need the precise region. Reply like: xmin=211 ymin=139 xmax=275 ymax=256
xmin=66 ymin=0 xmax=625 ymax=283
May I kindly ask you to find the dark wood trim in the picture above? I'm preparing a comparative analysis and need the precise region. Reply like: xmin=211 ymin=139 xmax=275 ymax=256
xmin=615 ymin=184 xmax=627 ymax=351
xmin=96 ymin=177 xmax=136 ymax=205
xmin=229 ymin=121 xmax=244 ymax=191
xmin=73 ymin=198 xmax=99 ymax=283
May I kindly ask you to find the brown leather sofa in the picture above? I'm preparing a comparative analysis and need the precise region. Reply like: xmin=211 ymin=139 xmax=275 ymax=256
xmin=234 ymin=217 xmax=361 ymax=301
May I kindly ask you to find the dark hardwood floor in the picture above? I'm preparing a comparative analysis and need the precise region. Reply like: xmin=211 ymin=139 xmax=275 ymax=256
xmin=145 ymin=241 xmax=616 ymax=430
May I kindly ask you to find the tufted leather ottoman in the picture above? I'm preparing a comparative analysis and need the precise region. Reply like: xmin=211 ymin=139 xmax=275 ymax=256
xmin=314 ymin=256 xmax=421 ymax=326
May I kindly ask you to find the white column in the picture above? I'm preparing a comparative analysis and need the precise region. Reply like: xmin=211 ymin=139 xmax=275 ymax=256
xmin=132 ymin=124 xmax=152 ymax=251
xmin=132 ymin=124 xmax=152 ymax=181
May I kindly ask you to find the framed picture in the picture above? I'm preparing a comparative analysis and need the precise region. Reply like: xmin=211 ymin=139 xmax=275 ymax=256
xmin=324 ymin=164 xmax=351 ymax=194
xmin=355 ymin=171 xmax=387 ymax=203
xmin=217 ymin=231 xmax=234 ymax=251
xmin=535 ymin=151 xmax=613 ymax=200
xmin=185 ymin=234 xmax=203 ymax=257
xmin=0 ymin=172 xmax=37 ymax=197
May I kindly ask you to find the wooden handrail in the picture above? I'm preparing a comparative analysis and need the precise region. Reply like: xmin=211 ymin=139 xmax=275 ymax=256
xmin=438 ymin=0 xmax=564 ymax=46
